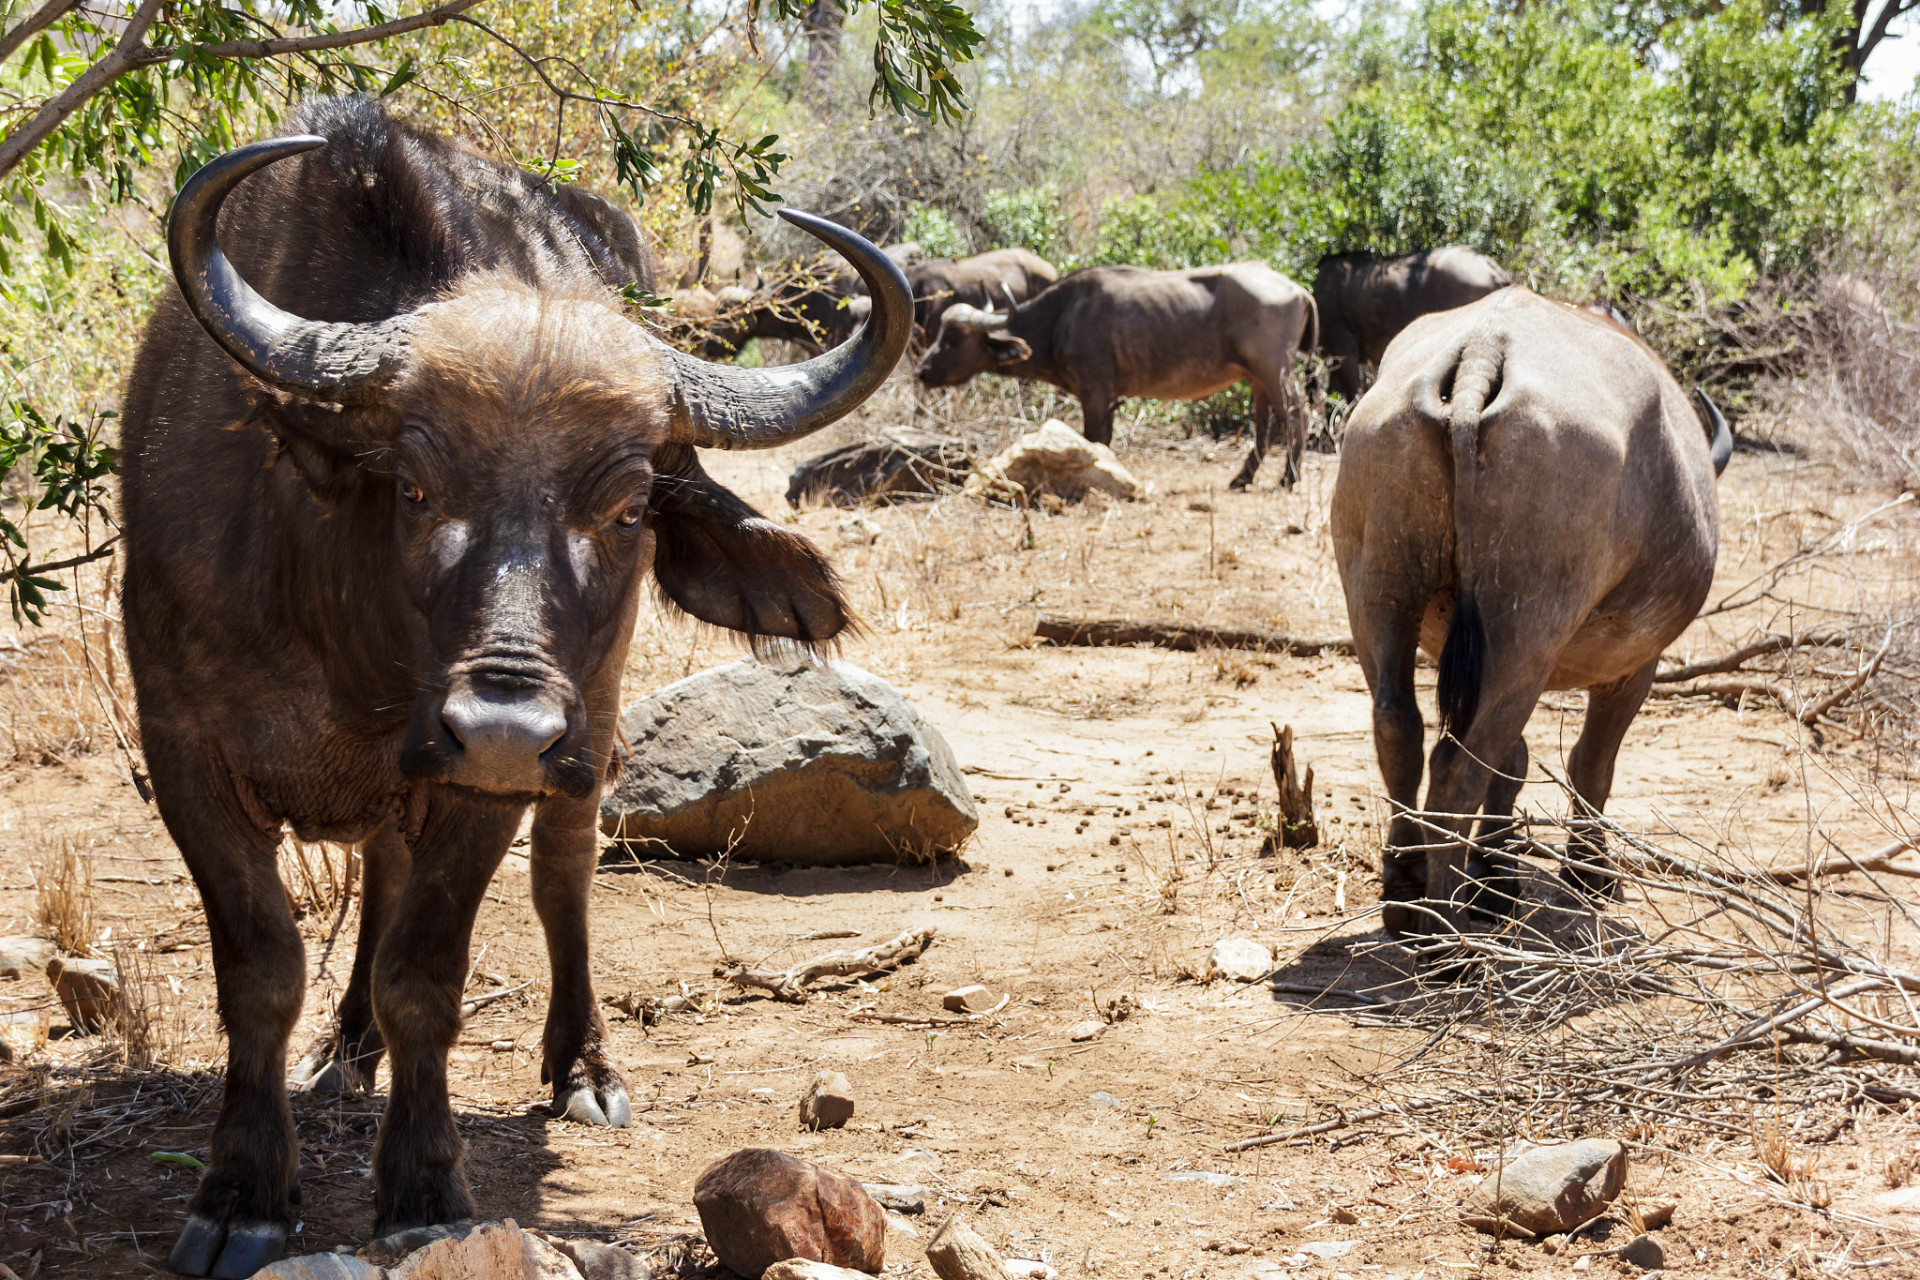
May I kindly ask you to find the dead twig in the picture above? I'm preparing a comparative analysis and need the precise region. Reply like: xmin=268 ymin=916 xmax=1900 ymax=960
xmin=1033 ymin=615 xmax=1354 ymax=656
xmin=716 ymin=926 xmax=937 ymax=1003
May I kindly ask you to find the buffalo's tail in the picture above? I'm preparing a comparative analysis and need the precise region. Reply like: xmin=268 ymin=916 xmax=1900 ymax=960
xmin=1436 ymin=334 xmax=1503 ymax=740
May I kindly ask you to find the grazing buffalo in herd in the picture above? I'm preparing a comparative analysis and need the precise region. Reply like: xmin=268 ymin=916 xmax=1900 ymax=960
xmin=916 ymin=262 xmax=1317 ymax=488
xmin=1331 ymin=288 xmax=1731 ymax=939
xmin=900 ymin=247 xmax=1059 ymax=344
xmin=702 ymin=240 xmax=922 ymax=357
xmin=1315 ymin=246 xmax=1511 ymax=401
xmin=123 ymin=97 xmax=908 ymax=1277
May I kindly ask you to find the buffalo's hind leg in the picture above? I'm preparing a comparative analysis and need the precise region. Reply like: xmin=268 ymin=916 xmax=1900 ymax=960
xmin=1229 ymin=385 xmax=1274 ymax=490
xmin=1356 ymin=610 xmax=1428 ymax=938
xmin=148 ymin=736 xmax=303 ymax=1279
xmin=292 ymin=819 xmax=411 ymax=1093
xmin=1561 ymin=659 xmax=1659 ymax=902
xmin=532 ymin=789 xmax=629 ymax=1127
xmin=369 ymin=799 xmax=520 ymax=1235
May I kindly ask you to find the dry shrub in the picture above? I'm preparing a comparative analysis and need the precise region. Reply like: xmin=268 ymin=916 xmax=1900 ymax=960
xmin=108 ymin=945 xmax=192 ymax=1068
xmin=280 ymin=839 xmax=360 ymax=920
xmin=0 ymin=549 xmax=140 ymax=769
xmin=34 ymin=834 xmax=95 ymax=955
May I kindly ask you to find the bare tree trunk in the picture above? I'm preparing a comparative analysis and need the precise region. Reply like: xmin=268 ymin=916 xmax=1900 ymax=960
xmin=802 ymin=0 xmax=844 ymax=91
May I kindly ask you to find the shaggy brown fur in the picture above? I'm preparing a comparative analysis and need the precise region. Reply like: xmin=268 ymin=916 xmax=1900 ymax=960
xmin=123 ymin=98 xmax=849 ymax=1279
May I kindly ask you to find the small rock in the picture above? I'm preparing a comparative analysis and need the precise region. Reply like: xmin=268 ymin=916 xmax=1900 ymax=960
xmin=248 ymin=1254 xmax=384 ymax=1280
xmin=0 ymin=1009 xmax=48 ymax=1059
xmin=1089 ymin=1091 xmax=1124 ymax=1109
xmin=1205 ymin=939 xmax=1273 ymax=984
xmin=862 ymin=1184 xmax=926 ymax=1214
xmin=1161 ymin=1171 xmax=1239 ymax=1188
xmin=763 ymin=1263 xmax=874 ymax=1280
xmin=385 ymin=1221 xmax=583 ymax=1279
xmin=44 ymin=956 xmax=121 ymax=1033
xmin=962 ymin=420 xmax=1143 ymax=504
xmin=360 ymin=1223 xmax=477 ymax=1266
xmin=693 ymin=1148 xmax=885 ymax=1278
xmin=1572 ymin=1256 xmax=1591 ymax=1271
xmin=602 ymin=655 xmax=978 ymax=863
xmin=1005 ymin=1262 xmax=1057 ymax=1279
xmin=1067 ymin=1020 xmax=1106 ymax=1042
xmin=1464 ymin=1139 xmax=1628 ymax=1236
xmin=1637 ymin=1201 xmax=1676 ymax=1231
xmin=926 ymin=1218 xmax=1012 ymax=1280
xmin=836 ymin=514 xmax=882 ymax=545
xmin=1330 ymin=1206 xmax=1359 ymax=1224
xmin=1876 ymin=1186 xmax=1920 ymax=1212
xmin=801 ymin=1071 xmax=857 ymax=1131
xmin=1293 ymin=1241 xmax=1354 ymax=1259
xmin=0 ymin=935 xmax=55 ymax=980
xmin=942 ymin=985 xmax=996 ymax=1014
xmin=1618 ymin=1234 xmax=1665 ymax=1270
xmin=539 ymin=1236 xmax=650 ymax=1280
xmin=894 ymin=1147 xmax=942 ymax=1170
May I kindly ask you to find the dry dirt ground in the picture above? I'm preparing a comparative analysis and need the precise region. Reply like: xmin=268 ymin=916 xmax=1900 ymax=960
xmin=2 ymin=388 xmax=1918 ymax=1279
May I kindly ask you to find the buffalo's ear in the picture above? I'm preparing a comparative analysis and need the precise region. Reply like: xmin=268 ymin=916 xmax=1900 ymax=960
xmin=988 ymin=334 xmax=1032 ymax=366
xmin=647 ymin=446 xmax=852 ymax=645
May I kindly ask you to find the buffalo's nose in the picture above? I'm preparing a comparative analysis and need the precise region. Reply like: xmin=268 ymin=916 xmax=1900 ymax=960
xmin=440 ymin=689 xmax=567 ymax=792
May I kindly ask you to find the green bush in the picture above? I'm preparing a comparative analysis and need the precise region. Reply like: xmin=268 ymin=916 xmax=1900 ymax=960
xmin=1099 ymin=0 xmax=1879 ymax=307
xmin=904 ymin=203 xmax=971 ymax=257
xmin=982 ymin=185 xmax=1066 ymax=256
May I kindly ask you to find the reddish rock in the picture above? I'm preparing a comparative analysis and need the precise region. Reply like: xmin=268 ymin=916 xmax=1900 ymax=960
xmin=694 ymin=1149 xmax=884 ymax=1277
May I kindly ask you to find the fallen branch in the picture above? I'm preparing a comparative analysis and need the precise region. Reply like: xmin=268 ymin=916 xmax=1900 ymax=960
xmin=1654 ymin=629 xmax=1850 ymax=683
xmin=1033 ymin=615 xmax=1354 ymax=656
xmin=716 ymin=926 xmax=936 ymax=1003
xmin=850 ymin=994 xmax=1011 ymax=1026
xmin=1769 ymin=838 xmax=1920 ymax=885
xmin=460 ymin=980 xmax=531 ymax=1020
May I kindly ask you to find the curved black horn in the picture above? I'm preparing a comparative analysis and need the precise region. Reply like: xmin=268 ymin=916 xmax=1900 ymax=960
xmin=169 ymin=135 xmax=411 ymax=401
xmin=1694 ymin=387 xmax=1733 ymax=477
xmin=665 ymin=209 xmax=912 ymax=449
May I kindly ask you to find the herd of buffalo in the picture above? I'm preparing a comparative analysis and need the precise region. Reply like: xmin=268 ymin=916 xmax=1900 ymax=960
xmin=113 ymin=99 xmax=1733 ymax=1274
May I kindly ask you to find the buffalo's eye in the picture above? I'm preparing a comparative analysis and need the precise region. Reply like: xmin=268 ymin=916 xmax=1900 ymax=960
xmin=615 ymin=503 xmax=645 ymax=529
xmin=399 ymin=480 xmax=427 ymax=506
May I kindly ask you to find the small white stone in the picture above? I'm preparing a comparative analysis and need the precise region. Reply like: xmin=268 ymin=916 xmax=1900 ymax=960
xmin=1206 ymin=938 xmax=1274 ymax=983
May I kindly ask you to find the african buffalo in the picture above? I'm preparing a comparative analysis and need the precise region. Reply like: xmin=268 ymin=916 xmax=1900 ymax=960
xmin=703 ymin=240 xmax=922 ymax=356
xmin=915 ymin=263 xmax=1317 ymax=487
xmin=1331 ymin=288 xmax=1731 ymax=939
xmin=1315 ymin=246 xmax=1511 ymax=401
xmin=901 ymin=247 xmax=1058 ymax=345
xmin=123 ymin=97 xmax=909 ymax=1277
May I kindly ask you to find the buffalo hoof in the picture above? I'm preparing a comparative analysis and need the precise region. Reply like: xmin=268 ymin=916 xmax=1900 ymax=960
xmin=556 ymin=1080 xmax=632 ymax=1127
xmin=168 ymin=1213 xmax=288 ymax=1278
xmin=291 ymin=1036 xmax=375 ymax=1094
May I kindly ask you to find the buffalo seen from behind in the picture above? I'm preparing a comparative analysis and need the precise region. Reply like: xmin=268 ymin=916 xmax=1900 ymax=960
xmin=122 ymin=96 xmax=910 ymax=1279
xmin=915 ymin=261 xmax=1317 ymax=488
xmin=1331 ymin=287 xmax=1732 ymax=941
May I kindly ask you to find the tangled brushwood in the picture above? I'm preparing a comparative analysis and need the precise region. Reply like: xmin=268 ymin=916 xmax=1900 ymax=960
xmin=1234 ymin=792 xmax=1919 ymax=1177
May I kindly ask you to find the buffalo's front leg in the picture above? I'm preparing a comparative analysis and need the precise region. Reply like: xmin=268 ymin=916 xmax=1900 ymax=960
xmin=369 ymin=798 xmax=520 ymax=1235
xmin=149 ymin=738 xmax=303 ymax=1279
xmin=532 ymin=791 xmax=629 ymax=1126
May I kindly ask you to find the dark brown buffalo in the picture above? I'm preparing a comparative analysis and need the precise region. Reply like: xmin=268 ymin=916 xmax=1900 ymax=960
xmin=1331 ymin=288 xmax=1730 ymax=940
xmin=703 ymin=240 xmax=922 ymax=357
xmin=915 ymin=262 xmax=1316 ymax=487
xmin=898 ymin=247 xmax=1058 ymax=345
xmin=1314 ymin=246 xmax=1511 ymax=401
xmin=122 ymin=97 xmax=908 ymax=1278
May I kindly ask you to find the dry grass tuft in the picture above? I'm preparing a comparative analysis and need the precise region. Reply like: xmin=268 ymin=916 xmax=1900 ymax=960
xmin=34 ymin=834 xmax=95 ymax=955
xmin=279 ymin=839 xmax=360 ymax=920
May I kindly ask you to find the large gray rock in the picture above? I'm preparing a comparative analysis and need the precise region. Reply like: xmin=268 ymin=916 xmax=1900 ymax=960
xmin=787 ymin=430 xmax=972 ymax=508
xmin=0 ymin=935 xmax=54 ymax=980
xmin=1464 ymin=1139 xmax=1627 ymax=1236
xmin=601 ymin=656 xmax=978 ymax=864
